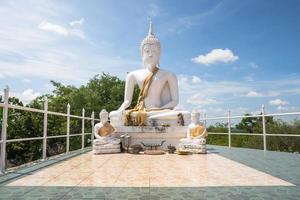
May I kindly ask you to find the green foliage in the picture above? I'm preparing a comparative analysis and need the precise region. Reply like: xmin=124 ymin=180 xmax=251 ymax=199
xmin=207 ymin=122 xmax=228 ymax=133
xmin=3 ymin=97 xmax=44 ymax=167
xmin=1 ymin=74 xmax=300 ymax=168
xmin=206 ymin=113 xmax=300 ymax=153
xmin=2 ymin=73 xmax=141 ymax=168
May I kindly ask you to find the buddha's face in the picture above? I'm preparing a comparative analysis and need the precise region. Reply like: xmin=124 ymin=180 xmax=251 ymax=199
xmin=142 ymin=43 xmax=160 ymax=70
xmin=191 ymin=113 xmax=200 ymax=123
xmin=100 ymin=112 xmax=109 ymax=123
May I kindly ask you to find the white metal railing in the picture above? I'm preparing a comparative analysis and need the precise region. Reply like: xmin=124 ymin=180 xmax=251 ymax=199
xmin=0 ymin=86 xmax=100 ymax=175
xmin=202 ymin=105 xmax=300 ymax=151
xmin=1 ymin=85 xmax=300 ymax=173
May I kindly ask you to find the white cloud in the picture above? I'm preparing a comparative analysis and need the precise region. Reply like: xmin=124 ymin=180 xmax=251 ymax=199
xmin=269 ymin=99 xmax=288 ymax=106
xmin=187 ymin=94 xmax=219 ymax=105
xmin=70 ymin=18 xmax=84 ymax=27
xmin=164 ymin=1 xmax=223 ymax=34
xmin=38 ymin=21 xmax=69 ymax=36
xmin=244 ymin=90 xmax=280 ymax=98
xmin=243 ymin=75 xmax=254 ymax=82
xmin=232 ymin=66 xmax=242 ymax=71
xmin=191 ymin=48 xmax=239 ymax=65
xmin=245 ymin=91 xmax=262 ymax=97
xmin=268 ymin=91 xmax=281 ymax=96
xmin=147 ymin=3 xmax=161 ymax=17
xmin=192 ymin=75 xmax=201 ymax=84
xmin=249 ymin=62 xmax=259 ymax=69
xmin=194 ymin=106 xmax=250 ymax=119
xmin=22 ymin=79 xmax=32 ymax=83
xmin=0 ymin=50 xmax=139 ymax=82
xmin=0 ymin=1 xmax=140 ymax=83
xmin=277 ymin=105 xmax=299 ymax=112
xmin=11 ymin=89 xmax=41 ymax=104
xmin=38 ymin=21 xmax=85 ymax=39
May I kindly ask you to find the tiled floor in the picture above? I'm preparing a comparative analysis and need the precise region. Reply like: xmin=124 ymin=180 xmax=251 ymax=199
xmin=4 ymin=152 xmax=293 ymax=188
xmin=0 ymin=145 xmax=299 ymax=199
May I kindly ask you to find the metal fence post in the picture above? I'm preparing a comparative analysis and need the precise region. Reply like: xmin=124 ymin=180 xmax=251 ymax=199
xmin=82 ymin=108 xmax=85 ymax=150
xmin=228 ymin=110 xmax=231 ymax=148
xmin=0 ymin=86 xmax=9 ymax=174
xmin=66 ymin=104 xmax=70 ymax=153
xmin=42 ymin=97 xmax=48 ymax=160
xmin=262 ymin=104 xmax=267 ymax=151
xmin=91 ymin=111 xmax=95 ymax=145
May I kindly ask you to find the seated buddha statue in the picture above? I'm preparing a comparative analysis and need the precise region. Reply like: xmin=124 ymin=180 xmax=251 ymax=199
xmin=179 ymin=110 xmax=208 ymax=153
xmin=109 ymin=22 xmax=189 ymax=127
xmin=93 ymin=109 xmax=121 ymax=154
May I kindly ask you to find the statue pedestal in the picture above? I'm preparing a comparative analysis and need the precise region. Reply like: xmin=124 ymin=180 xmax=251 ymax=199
xmin=114 ymin=126 xmax=187 ymax=150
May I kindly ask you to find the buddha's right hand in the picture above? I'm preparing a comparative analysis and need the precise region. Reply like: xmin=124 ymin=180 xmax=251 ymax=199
xmin=109 ymin=110 xmax=125 ymax=126
xmin=109 ymin=110 xmax=123 ymax=118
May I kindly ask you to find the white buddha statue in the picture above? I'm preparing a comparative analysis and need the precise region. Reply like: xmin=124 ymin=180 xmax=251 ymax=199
xmin=93 ymin=109 xmax=121 ymax=154
xmin=110 ymin=22 xmax=189 ymax=126
xmin=179 ymin=110 xmax=208 ymax=153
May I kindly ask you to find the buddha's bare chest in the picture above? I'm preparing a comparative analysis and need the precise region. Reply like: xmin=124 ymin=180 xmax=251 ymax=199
xmin=135 ymin=72 xmax=168 ymax=91
xmin=134 ymin=71 xmax=168 ymax=106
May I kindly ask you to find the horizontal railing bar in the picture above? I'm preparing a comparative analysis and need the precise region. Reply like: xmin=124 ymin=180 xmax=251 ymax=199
xmin=208 ymin=132 xmax=300 ymax=137
xmin=208 ymin=132 xmax=262 ymax=136
xmin=265 ymin=112 xmax=300 ymax=117
xmin=266 ymin=134 xmax=300 ymax=137
xmin=206 ymin=112 xmax=300 ymax=120
xmin=47 ymin=135 xmax=67 ymax=139
xmin=48 ymin=112 xmax=93 ymax=120
xmin=231 ymin=133 xmax=262 ymax=136
xmin=207 ymin=132 xmax=228 ymax=135
xmin=7 ymin=104 xmax=45 ymax=114
xmin=69 ymin=133 xmax=91 ymax=136
xmin=205 ymin=117 xmax=228 ymax=120
xmin=69 ymin=133 xmax=84 ymax=137
xmin=47 ymin=113 xmax=93 ymax=120
xmin=7 ymin=137 xmax=44 ymax=143
xmin=205 ymin=112 xmax=300 ymax=121
xmin=69 ymin=115 xmax=83 ymax=119
xmin=6 ymin=132 xmax=298 ymax=144
xmin=0 ymin=103 xmax=96 ymax=120
xmin=4 ymin=102 xmax=300 ymax=122
xmin=206 ymin=114 xmax=263 ymax=120
xmin=6 ymin=133 xmax=93 ymax=143
xmin=47 ymin=111 xmax=68 ymax=117
xmin=230 ymin=114 xmax=262 ymax=119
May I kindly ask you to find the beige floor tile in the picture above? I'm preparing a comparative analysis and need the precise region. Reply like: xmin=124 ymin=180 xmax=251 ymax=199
xmin=5 ymin=152 xmax=294 ymax=187
xmin=6 ymin=176 xmax=52 ymax=186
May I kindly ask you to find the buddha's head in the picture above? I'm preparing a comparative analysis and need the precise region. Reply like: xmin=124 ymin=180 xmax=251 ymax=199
xmin=100 ymin=109 xmax=109 ymax=123
xmin=191 ymin=110 xmax=200 ymax=123
xmin=141 ymin=21 xmax=161 ymax=71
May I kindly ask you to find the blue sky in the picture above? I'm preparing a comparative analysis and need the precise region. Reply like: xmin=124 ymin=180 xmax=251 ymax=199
xmin=0 ymin=0 xmax=300 ymax=117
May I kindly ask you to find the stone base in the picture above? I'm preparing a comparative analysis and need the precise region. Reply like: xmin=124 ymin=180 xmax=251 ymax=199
xmin=110 ymin=110 xmax=191 ymax=127
xmin=114 ymin=126 xmax=187 ymax=150
xmin=92 ymin=142 xmax=121 ymax=154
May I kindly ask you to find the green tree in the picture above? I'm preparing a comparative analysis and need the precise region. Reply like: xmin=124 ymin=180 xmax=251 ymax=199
xmin=2 ymin=73 xmax=141 ymax=167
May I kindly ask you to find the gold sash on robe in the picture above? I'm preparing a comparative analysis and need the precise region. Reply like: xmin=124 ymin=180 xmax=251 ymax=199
xmin=190 ymin=125 xmax=208 ymax=138
xmin=98 ymin=122 xmax=115 ymax=137
xmin=125 ymin=67 xmax=159 ymax=126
